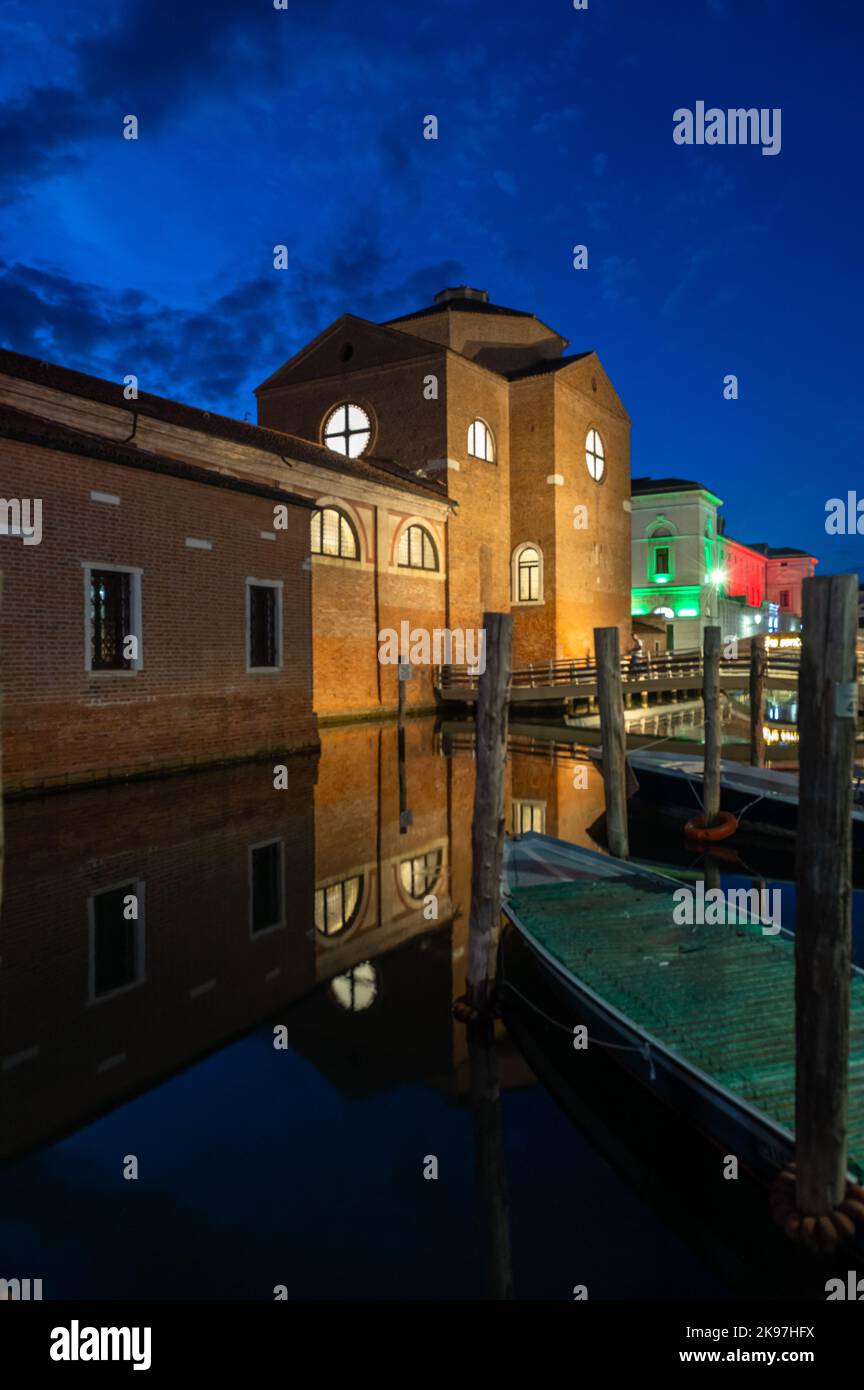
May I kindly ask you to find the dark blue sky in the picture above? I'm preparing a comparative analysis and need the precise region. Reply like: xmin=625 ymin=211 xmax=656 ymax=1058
xmin=0 ymin=0 xmax=861 ymax=572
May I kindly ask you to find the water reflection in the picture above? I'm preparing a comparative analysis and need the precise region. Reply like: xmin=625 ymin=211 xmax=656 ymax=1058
xmin=1 ymin=719 xmax=808 ymax=1298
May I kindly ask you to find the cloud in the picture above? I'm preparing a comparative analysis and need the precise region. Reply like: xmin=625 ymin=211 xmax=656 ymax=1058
xmin=0 ymin=0 xmax=338 ymax=201
xmin=0 ymin=245 xmax=463 ymax=419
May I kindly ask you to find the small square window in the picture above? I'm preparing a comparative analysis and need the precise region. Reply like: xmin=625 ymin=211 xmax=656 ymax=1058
xmin=249 ymin=840 xmax=285 ymax=934
xmin=89 ymin=881 xmax=145 ymax=1002
xmin=85 ymin=565 xmax=142 ymax=671
xmin=247 ymin=581 xmax=282 ymax=670
xmin=513 ymin=799 xmax=546 ymax=834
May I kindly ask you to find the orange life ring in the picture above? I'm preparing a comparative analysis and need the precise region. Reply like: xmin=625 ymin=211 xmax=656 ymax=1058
xmin=684 ymin=810 xmax=738 ymax=842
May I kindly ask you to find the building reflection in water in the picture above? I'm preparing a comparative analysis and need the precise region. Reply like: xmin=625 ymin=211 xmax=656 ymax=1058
xmin=0 ymin=719 xmax=610 ymax=1162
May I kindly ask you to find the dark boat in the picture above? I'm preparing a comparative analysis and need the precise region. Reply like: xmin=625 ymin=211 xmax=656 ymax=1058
xmin=618 ymin=749 xmax=864 ymax=850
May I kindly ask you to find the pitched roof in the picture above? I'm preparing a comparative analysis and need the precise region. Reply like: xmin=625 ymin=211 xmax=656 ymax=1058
xmin=384 ymin=297 xmax=536 ymax=325
xmin=0 ymin=403 xmax=316 ymax=509
xmin=0 ymin=347 xmax=447 ymax=502
xmin=506 ymin=352 xmax=593 ymax=381
xmin=745 ymin=543 xmax=815 ymax=559
xmin=631 ymin=476 xmax=718 ymax=497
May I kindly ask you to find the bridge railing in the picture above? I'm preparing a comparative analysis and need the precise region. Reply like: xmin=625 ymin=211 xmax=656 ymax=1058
xmin=438 ymin=646 xmax=802 ymax=693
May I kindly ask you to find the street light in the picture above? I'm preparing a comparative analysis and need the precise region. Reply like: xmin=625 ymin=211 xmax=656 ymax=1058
xmin=706 ymin=568 xmax=726 ymax=623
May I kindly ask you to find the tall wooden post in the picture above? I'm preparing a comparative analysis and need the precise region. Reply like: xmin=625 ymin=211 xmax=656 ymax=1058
xmin=468 ymin=1018 xmax=513 ymax=1299
xmin=0 ymin=576 xmax=3 ymax=921
xmin=795 ymin=574 xmax=857 ymax=1217
xmin=593 ymin=627 xmax=629 ymax=860
xmin=466 ymin=614 xmax=512 ymax=1014
xmin=750 ymin=635 xmax=766 ymax=768
xmin=702 ymin=626 xmax=722 ymax=828
xmin=398 ymin=662 xmax=412 ymax=833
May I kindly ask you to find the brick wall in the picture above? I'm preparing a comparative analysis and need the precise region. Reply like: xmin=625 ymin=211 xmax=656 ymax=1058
xmin=553 ymin=358 xmax=632 ymax=660
xmin=509 ymin=376 xmax=558 ymax=666
xmin=0 ymin=439 xmax=317 ymax=790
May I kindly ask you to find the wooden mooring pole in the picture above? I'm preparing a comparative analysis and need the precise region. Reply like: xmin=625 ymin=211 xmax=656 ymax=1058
xmin=463 ymin=613 xmax=512 ymax=1017
xmin=397 ymin=662 xmax=411 ymax=834
xmin=593 ymin=627 xmax=628 ymax=860
xmin=749 ymin=634 xmax=766 ymax=768
xmin=468 ymin=1017 xmax=513 ymax=1298
xmin=702 ymin=626 xmax=722 ymax=828
xmin=772 ymin=574 xmax=864 ymax=1250
xmin=795 ymin=575 xmax=857 ymax=1229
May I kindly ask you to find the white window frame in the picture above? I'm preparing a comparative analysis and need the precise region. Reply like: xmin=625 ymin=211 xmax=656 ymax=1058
xmin=248 ymin=837 xmax=286 ymax=938
xmin=513 ymin=799 xmax=546 ymax=835
xmin=82 ymin=562 xmax=143 ymax=674
xmin=322 ymin=403 xmax=372 ymax=458
xmin=511 ymin=543 xmax=544 ymax=605
xmin=467 ymin=418 xmax=495 ymax=462
xmin=585 ymin=427 xmax=606 ymax=482
xmin=87 ymin=878 xmax=146 ymax=1005
xmin=245 ymin=577 xmax=284 ymax=673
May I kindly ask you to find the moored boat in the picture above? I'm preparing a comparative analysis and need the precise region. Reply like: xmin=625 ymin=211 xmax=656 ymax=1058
xmin=605 ymin=749 xmax=864 ymax=850
xmin=502 ymin=832 xmax=864 ymax=1201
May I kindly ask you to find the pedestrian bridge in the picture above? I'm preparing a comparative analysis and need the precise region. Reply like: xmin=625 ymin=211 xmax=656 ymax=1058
xmin=436 ymin=647 xmax=803 ymax=706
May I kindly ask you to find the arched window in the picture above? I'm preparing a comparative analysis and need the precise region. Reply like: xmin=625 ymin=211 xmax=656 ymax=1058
xmin=585 ymin=428 xmax=605 ymax=482
xmin=314 ymin=875 xmax=363 ymax=938
xmin=399 ymin=848 xmax=443 ymax=900
xmin=512 ymin=543 xmax=543 ymax=603
xmin=397 ymin=524 xmax=438 ymax=571
xmin=323 ymin=403 xmax=372 ymax=457
xmin=311 ymin=506 xmax=359 ymax=560
xmin=467 ymin=418 xmax=495 ymax=462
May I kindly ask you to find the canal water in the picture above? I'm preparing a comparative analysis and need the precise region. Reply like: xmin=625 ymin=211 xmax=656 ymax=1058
xmin=0 ymin=717 xmax=859 ymax=1300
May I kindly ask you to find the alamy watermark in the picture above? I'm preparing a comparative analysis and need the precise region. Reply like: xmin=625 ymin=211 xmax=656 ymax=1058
xmin=673 ymin=882 xmax=781 ymax=935
xmin=1 ymin=1276 xmax=42 ymax=1299
xmin=378 ymin=621 xmax=486 ymax=675
xmin=673 ymin=102 xmax=781 ymax=157
xmin=0 ymin=497 xmax=42 ymax=544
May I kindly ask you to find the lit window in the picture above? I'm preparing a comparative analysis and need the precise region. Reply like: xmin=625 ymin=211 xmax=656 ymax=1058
xmin=468 ymin=419 xmax=495 ymax=462
xmin=585 ymin=428 xmax=605 ymax=481
xmin=399 ymin=849 xmax=443 ymax=899
xmin=311 ymin=506 xmax=359 ymax=559
xmin=513 ymin=544 xmax=542 ymax=603
xmin=513 ymin=799 xmax=546 ymax=834
xmin=397 ymin=524 xmax=438 ymax=571
xmin=330 ymin=961 xmax=377 ymax=1011
xmin=323 ymin=404 xmax=371 ymax=457
xmin=315 ymin=875 xmax=363 ymax=938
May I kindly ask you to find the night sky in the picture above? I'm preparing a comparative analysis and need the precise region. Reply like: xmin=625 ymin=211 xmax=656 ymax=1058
xmin=0 ymin=0 xmax=860 ymax=573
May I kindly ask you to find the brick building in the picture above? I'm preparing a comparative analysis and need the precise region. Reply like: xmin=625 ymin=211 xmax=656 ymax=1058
xmin=0 ymin=286 xmax=632 ymax=782
xmin=0 ymin=356 xmax=320 ymax=790
xmin=257 ymin=285 xmax=633 ymax=684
